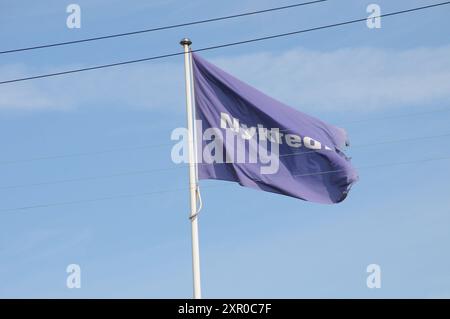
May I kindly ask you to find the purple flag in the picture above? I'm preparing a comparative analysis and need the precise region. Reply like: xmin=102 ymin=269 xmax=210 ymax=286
xmin=192 ymin=53 xmax=358 ymax=204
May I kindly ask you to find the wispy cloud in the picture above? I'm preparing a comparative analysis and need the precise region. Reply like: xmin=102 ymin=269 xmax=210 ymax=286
xmin=0 ymin=62 xmax=185 ymax=111
xmin=212 ymin=45 xmax=450 ymax=112
xmin=1 ymin=45 xmax=450 ymax=113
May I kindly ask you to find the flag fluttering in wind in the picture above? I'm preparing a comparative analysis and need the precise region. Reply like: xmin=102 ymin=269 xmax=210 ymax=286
xmin=192 ymin=53 xmax=358 ymax=204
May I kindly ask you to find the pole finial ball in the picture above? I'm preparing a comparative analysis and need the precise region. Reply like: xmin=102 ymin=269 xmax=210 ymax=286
xmin=180 ymin=38 xmax=192 ymax=46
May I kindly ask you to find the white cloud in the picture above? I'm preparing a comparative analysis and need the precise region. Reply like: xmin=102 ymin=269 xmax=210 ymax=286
xmin=212 ymin=45 xmax=450 ymax=112
xmin=0 ymin=62 xmax=185 ymax=111
xmin=1 ymin=45 xmax=450 ymax=113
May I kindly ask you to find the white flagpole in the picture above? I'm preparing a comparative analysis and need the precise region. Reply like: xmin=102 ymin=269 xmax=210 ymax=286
xmin=180 ymin=38 xmax=202 ymax=299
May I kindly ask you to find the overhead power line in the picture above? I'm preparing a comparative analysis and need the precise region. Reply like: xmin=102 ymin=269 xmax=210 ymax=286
xmin=1 ymin=121 xmax=449 ymax=166
xmin=1 ymin=154 xmax=450 ymax=213
xmin=0 ymin=0 xmax=327 ymax=55
xmin=295 ymin=155 xmax=450 ymax=178
xmin=0 ymin=187 xmax=188 ymax=213
xmin=1 ymin=1 xmax=449 ymax=85
xmin=277 ymin=132 xmax=450 ymax=159
xmin=0 ymin=142 xmax=174 ymax=165
xmin=1 ymin=131 xmax=449 ymax=190
xmin=0 ymin=166 xmax=185 ymax=190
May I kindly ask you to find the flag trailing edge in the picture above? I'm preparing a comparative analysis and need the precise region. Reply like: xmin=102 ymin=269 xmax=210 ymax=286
xmin=191 ymin=53 xmax=358 ymax=204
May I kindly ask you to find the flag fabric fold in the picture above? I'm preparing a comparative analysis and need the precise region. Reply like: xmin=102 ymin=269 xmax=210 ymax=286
xmin=192 ymin=53 xmax=358 ymax=204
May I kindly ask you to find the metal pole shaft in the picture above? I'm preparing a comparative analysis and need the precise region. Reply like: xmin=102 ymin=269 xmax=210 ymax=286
xmin=180 ymin=38 xmax=202 ymax=299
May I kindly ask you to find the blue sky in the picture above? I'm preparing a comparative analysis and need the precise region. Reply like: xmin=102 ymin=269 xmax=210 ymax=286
xmin=0 ymin=0 xmax=450 ymax=298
